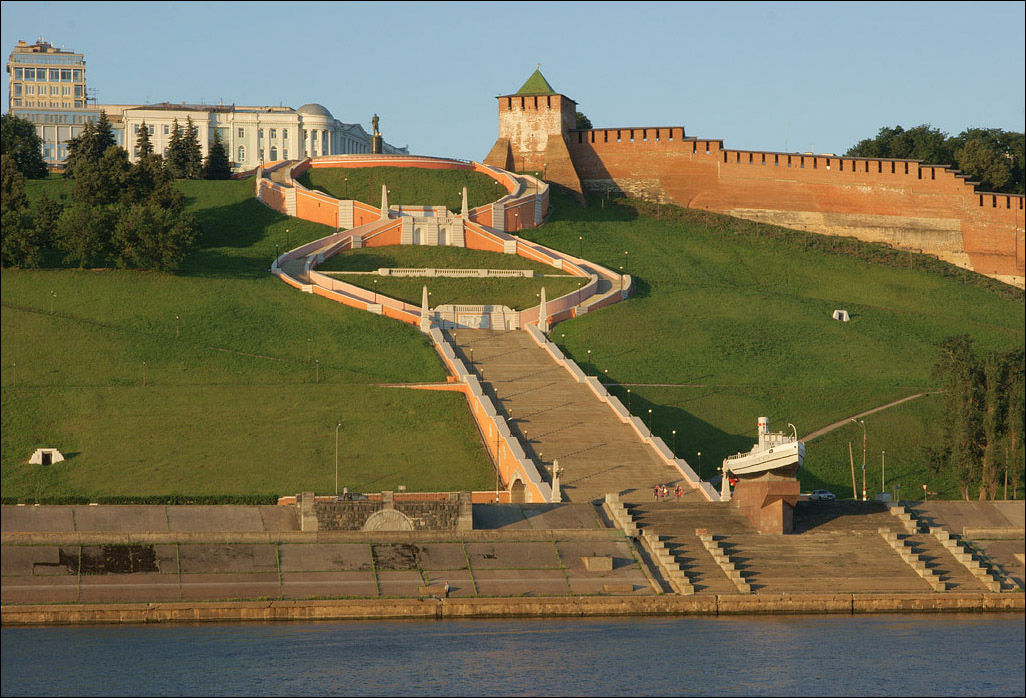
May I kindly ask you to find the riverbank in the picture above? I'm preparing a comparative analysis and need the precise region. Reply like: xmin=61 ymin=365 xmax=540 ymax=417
xmin=3 ymin=592 xmax=1023 ymax=626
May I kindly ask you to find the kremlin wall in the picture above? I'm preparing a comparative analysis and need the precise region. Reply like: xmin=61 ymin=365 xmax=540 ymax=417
xmin=485 ymin=70 xmax=1025 ymax=287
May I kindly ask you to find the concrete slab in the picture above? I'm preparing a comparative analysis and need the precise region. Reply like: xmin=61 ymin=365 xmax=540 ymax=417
xmin=472 ymin=568 xmax=569 ymax=596
xmin=519 ymin=504 xmax=604 ymax=529
xmin=422 ymin=570 xmax=476 ymax=597
xmin=567 ymin=577 xmax=651 ymax=595
xmin=177 ymin=544 xmax=278 ymax=574
xmin=465 ymin=542 xmax=561 ymax=569
xmin=279 ymin=543 xmax=372 ymax=572
xmin=179 ymin=573 xmax=281 ymax=601
xmin=0 ymin=576 xmax=78 ymax=604
xmin=555 ymin=541 xmax=636 ymax=572
xmin=377 ymin=570 xmax=424 ymax=597
xmin=78 ymin=574 xmax=181 ymax=603
xmin=417 ymin=543 xmax=469 ymax=570
xmin=472 ymin=505 xmax=533 ymax=530
xmin=0 ymin=506 xmax=75 ymax=532
xmin=71 ymin=506 xmax=169 ymax=532
xmin=165 ymin=506 xmax=265 ymax=532
xmin=994 ymin=502 xmax=1025 ymax=528
xmin=281 ymin=571 xmax=378 ymax=598
xmin=1 ymin=546 xmax=63 ymax=576
xmin=258 ymin=506 xmax=301 ymax=532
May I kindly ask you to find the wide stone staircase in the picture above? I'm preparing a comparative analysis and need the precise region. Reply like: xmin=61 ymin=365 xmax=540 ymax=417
xmin=452 ymin=329 xmax=703 ymax=504
xmin=614 ymin=499 xmax=1001 ymax=595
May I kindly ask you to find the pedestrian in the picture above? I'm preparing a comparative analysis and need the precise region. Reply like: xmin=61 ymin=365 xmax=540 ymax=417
xmin=653 ymin=484 xmax=660 ymax=500
xmin=444 ymin=581 xmax=450 ymax=598
xmin=662 ymin=484 xmax=669 ymax=499
xmin=674 ymin=485 xmax=682 ymax=501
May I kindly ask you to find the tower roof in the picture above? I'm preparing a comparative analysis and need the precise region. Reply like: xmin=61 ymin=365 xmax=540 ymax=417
xmin=514 ymin=68 xmax=557 ymax=96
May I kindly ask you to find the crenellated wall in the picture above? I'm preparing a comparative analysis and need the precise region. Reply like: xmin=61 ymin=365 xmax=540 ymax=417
xmin=566 ymin=130 xmax=1025 ymax=284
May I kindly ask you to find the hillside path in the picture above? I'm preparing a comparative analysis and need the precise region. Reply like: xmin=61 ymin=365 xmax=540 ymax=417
xmin=802 ymin=391 xmax=941 ymax=441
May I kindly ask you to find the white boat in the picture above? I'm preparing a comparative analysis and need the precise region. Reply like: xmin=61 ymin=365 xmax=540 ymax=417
xmin=722 ymin=417 xmax=805 ymax=479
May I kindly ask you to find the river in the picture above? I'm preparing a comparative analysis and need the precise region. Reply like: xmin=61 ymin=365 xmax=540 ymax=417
xmin=2 ymin=614 xmax=1023 ymax=696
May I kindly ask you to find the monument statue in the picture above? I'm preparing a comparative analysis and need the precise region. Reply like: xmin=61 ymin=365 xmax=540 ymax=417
xmin=372 ymin=113 xmax=379 ymax=136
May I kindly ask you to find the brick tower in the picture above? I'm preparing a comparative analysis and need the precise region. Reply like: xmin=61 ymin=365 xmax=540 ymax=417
xmin=484 ymin=68 xmax=584 ymax=201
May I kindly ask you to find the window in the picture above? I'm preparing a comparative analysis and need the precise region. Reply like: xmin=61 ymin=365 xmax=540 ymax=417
xmin=238 ymin=127 xmax=245 ymax=138
xmin=13 ymin=84 xmax=21 ymax=96
xmin=269 ymin=128 xmax=276 ymax=139
xmin=60 ymin=69 xmax=71 ymax=81
xmin=282 ymin=130 xmax=288 ymax=140
xmin=164 ymin=124 xmax=170 ymax=135
xmin=133 ymin=147 xmax=139 ymax=158
xmin=73 ymin=69 xmax=82 ymax=81
xmin=49 ymin=68 xmax=60 ymax=81
xmin=133 ymin=124 xmax=139 ymax=133
xmin=283 ymin=149 xmax=288 ymax=159
xmin=258 ymin=129 xmax=264 ymax=140
xmin=14 ymin=68 xmax=23 ymax=79
xmin=149 ymin=125 xmax=154 ymax=135
xmin=24 ymin=68 xmax=35 ymax=80
xmin=27 ymin=85 xmax=35 ymax=95
xmin=74 ymin=84 xmax=83 ymax=97
xmin=270 ymin=146 xmax=278 ymax=160
xmin=259 ymin=148 xmax=264 ymax=161
xmin=238 ymin=145 xmax=246 ymax=162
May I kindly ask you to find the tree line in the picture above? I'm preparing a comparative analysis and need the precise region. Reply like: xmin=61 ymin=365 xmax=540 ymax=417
xmin=932 ymin=336 xmax=1025 ymax=500
xmin=1 ymin=111 xmax=232 ymax=270
xmin=846 ymin=125 xmax=1025 ymax=195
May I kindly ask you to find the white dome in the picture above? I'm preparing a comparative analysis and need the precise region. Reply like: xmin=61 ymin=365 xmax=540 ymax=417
xmin=296 ymin=103 xmax=333 ymax=118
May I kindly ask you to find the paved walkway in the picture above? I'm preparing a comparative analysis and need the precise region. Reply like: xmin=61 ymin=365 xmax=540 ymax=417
xmin=450 ymin=329 xmax=703 ymax=504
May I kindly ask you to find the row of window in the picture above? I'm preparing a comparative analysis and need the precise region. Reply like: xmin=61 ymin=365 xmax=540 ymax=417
xmin=12 ymin=67 xmax=83 ymax=82
xmin=11 ymin=99 xmax=84 ymax=109
xmin=14 ymin=111 xmax=95 ymax=124
xmin=11 ymin=54 xmax=82 ymax=66
xmin=12 ymin=84 xmax=83 ymax=97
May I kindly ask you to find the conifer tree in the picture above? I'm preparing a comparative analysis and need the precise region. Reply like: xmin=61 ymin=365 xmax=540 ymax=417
xmin=136 ymin=121 xmax=154 ymax=158
xmin=165 ymin=119 xmax=185 ymax=179
xmin=184 ymin=117 xmax=203 ymax=179
xmin=204 ymin=130 xmax=232 ymax=179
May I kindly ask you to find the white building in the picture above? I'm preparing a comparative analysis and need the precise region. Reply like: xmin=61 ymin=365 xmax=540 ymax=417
xmin=121 ymin=102 xmax=407 ymax=171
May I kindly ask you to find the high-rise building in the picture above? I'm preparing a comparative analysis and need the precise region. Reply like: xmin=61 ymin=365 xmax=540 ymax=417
xmin=6 ymin=38 xmax=111 ymax=167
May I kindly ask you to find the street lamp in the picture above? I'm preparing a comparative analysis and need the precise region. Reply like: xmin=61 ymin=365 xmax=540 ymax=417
xmin=627 ymin=388 xmax=631 ymax=411
xmin=671 ymin=430 xmax=677 ymax=457
xmin=881 ymin=450 xmax=886 ymax=495
xmin=587 ymin=349 xmax=591 ymax=375
xmin=373 ymin=279 xmax=378 ymax=303
xmin=697 ymin=451 xmax=702 ymax=479
xmin=851 ymin=418 xmax=867 ymax=501
xmin=623 ymin=250 xmax=629 ymax=276
xmin=176 ymin=315 xmax=180 ymax=338
xmin=647 ymin=408 xmax=653 ymax=433
xmin=286 ymin=228 xmax=290 ymax=249
xmin=620 ymin=265 xmax=624 ymax=291
xmin=335 ymin=422 xmax=343 ymax=496
xmin=344 ymin=177 xmax=349 ymax=199
xmin=578 ymin=236 xmax=583 ymax=258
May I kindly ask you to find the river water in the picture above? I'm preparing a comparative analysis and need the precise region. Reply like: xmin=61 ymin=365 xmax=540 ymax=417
xmin=2 ymin=614 xmax=1023 ymax=696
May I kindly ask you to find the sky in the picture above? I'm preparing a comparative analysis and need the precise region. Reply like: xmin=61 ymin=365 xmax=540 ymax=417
xmin=2 ymin=1 xmax=1023 ymax=161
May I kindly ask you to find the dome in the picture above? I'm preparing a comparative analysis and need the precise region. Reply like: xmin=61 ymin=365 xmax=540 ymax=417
xmin=296 ymin=103 xmax=333 ymax=118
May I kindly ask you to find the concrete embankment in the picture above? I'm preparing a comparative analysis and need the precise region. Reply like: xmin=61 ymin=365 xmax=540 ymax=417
xmin=3 ymin=593 xmax=1022 ymax=626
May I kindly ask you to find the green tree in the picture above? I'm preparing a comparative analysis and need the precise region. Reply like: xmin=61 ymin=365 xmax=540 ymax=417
xmin=1006 ymin=350 xmax=1026 ymax=498
xmin=934 ymin=336 xmax=985 ymax=500
xmin=847 ymin=124 xmax=953 ymax=165
xmin=1 ymin=207 xmax=42 ymax=267
xmin=72 ymin=145 xmax=131 ymax=206
xmin=950 ymin=128 xmax=1024 ymax=195
xmin=981 ymin=352 xmax=1010 ymax=499
xmin=136 ymin=121 xmax=154 ymax=158
xmin=32 ymin=191 xmax=64 ymax=250
xmin=1 ymin=153 xmax=30 ymax=211
xmin=0 ymin=113 xmax=48 ymax=179
xmin=204 ymin=130 xmax=232 ymax=180
xmin=184 ymin=117 xmax=203 ymax=179
xmin=165 ymin=119 xmax=187 ymax=179
xmin=56 ymin=203 xmax=117 ymax=268
xmin=113 ymin=203 xmax=198 ymax=270
xmin=575 ymin=111 xmax=593 ymax=130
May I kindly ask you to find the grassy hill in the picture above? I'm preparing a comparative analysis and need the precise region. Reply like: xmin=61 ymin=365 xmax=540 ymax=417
xmin=3 ymin=172 xmax=1022 ymax=501
xmin=297 ymin=166 xmax=503 ymax=212
xmin=524 ymin=192 xmax=1023 ymax=499
xmin=1 ymin=178 xmax=495 ymax=500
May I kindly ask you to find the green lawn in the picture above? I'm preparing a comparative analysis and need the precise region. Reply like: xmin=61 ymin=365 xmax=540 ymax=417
xmin=4 ymin=174 xmax=1022 ymax=501
xmin=298 ymin=166 xmax=503 ymax=211
xmin=528 ymin=192 xmax=1024 ymax=499
xmin=1 ymin=177 xmax=495 ymax=500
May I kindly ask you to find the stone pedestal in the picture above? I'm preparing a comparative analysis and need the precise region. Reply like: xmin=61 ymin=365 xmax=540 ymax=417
xmin=732 ymin=477 xmax=801 ymax=534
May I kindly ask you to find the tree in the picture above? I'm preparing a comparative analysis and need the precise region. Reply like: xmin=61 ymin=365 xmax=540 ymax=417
xmin=165 ymin=119 xmax=186 ymax=179
xmin=72 ymin=145 xmax=131 ymax=206
xmin=56 ymin=203 xmax=117 ymax=268
xmin=1 ymin=113 xmax=48 ymax=179
xmin=184 ymin=117 xmax=203 ymax=179
xmin=204 ymin=130 xmax=232 ymax=180
xmin=1 ymin=207 xmax=41 ymax=268
xmin=136 ymin=121 xmax=154 ymax=158
xmin=934 ymin=336 xmax=985 ymax=500
xmin=113 ymin=203 xmax=198 ymax=271
xmin=847 ymin=124 xmax=953 ymax=165
xmin=575 ymin=111 xmax=593 ymax=130
xmin=32 ymin=191 xmax=63 ymax=251
xmin=93 ymin=111 xmax=117 ymax=156
xmin=1 ymin=154 xmax=30 ymax=212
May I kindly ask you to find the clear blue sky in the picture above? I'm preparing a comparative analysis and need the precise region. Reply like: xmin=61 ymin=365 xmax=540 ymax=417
xmin=3 ymin=1 xmax=1023 ymax=161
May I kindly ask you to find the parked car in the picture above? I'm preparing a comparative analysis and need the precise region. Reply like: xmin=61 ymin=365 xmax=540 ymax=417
xmin=809 ymin=489 xmax=836 ymax=501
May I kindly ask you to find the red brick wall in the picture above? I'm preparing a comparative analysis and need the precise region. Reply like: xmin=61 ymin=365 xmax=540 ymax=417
xmin=296 ymin=189 xmax=338 ymax=228
xmin=567 ymin=131 xmax=1025 ymax=280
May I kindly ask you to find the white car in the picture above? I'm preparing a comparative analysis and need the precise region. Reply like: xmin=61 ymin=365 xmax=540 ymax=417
xmin=809 ymin=489 xmax=836 ymax=501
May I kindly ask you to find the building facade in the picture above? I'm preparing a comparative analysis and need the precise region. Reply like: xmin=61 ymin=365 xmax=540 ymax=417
xmin=6 ymin=39 xmax=408 ymax=170
xmin=121 ymin=102 xmax=406 ymax=171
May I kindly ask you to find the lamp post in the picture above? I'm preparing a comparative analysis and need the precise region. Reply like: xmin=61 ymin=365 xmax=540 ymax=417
xmin=176 ymin=315 xmax=180 ymax=338
xmin=286 ymin=228 xmax=290 ymax=249
xmin=373 ymin=279 xmax=378 ymax=303
xmin=671 ymin=430 xmax=677 ymax=457
xmin=851 ymin=418 xmax=866 ymax=501
xmin=623 ymin=250 xmax=629 ymax=276
xmin=587 ymin=349 xmax=591 ymax=375
xmin=560 ymin=333 xmax=565 ymax=351
xmin=578 ymin=236 xmax=583 ymax=258
xmin=619 ymin=265 xmax=624 ymax=291
xmin=647 ymin=408 xmax=653 ymax=433
xmin=881 ymin=450 xmax=886 ymax=495
xmin=334 ymin=422 xmax=342 ymax=496
xmin=697 ymin=451 xmax=702 ymax=479
xmin=627 ymin=388 xmax=631 ymax=412
xmin=344 ymin=177 xmax=349 ymax=199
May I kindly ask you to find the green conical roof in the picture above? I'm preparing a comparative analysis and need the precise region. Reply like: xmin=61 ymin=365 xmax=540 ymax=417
xmin=515 ymin=67 xmax=557 ymax=96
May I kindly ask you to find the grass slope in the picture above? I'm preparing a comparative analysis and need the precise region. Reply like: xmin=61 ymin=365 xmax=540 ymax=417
xmin=298 ymin=166 xmax=503 ymax=211
xmin=527 ymin=192 xmax=1023 ymax=499
xmin=2 ymin=178 xmax=495 ymax=499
